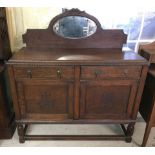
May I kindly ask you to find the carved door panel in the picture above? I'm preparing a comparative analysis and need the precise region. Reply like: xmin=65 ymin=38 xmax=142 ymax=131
xmin=16 ymin=80 xmax=74 ymax=120
xmin=80 ymin=80 xmax=138 ymax=120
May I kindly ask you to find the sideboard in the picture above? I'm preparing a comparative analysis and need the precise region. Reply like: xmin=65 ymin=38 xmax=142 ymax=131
xmin=6 ymin=9 xmax=148 ymax=143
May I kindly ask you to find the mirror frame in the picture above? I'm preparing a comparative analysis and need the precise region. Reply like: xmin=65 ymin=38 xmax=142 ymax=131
xmin=48 ymin=8 xmax=102 ymax=39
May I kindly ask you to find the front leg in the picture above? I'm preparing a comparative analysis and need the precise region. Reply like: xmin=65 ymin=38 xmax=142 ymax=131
xmin=125 ymin=123 xmax=135 ymax=143
xmin=17 ymin=124 xmax=25 ymax=143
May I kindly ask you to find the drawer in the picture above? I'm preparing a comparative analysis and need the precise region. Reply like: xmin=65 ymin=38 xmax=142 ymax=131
xmin=81 ymin=66 xmax=142 ymax=79
xmin=14 ymin=66 xmax=74 ymax=80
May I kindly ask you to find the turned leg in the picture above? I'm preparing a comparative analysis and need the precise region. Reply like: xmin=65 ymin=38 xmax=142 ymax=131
xmin=141 ymin=121 xmax=152 ymax=147
xmin=125 ymin=123 xmax=135 ymax=143
xmin=17 ymin=124 xmax=25 ymax=143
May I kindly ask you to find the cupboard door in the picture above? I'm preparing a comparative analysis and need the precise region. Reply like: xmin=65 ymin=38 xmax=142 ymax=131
xmin=16 ymin=80 xmax=74 ymax=120
xmin=80 ymin=80 xmax=138 ymax=120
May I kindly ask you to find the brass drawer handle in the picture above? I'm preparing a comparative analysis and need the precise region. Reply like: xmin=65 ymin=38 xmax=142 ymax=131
xmin=124 ymin=70 xmax=128 ymax=76
xmin=56 ymin=69 xmax=62 ymax=78
xmin=94 ymin=70 xmax=102 ymax=78
xmin=27 ymin=69 xmax=32 ymax=78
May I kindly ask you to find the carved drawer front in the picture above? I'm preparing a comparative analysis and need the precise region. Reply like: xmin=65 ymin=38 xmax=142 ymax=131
xmin=81 ymin=66 xmax=142 ymax=79
xmin=14 ymin=66 xmax=74 ymax=80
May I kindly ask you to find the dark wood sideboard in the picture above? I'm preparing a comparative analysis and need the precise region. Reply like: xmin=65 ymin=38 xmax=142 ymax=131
xmin=139 ymin=41 xmax=155 ymax=146
xmin=6 ymin=9 xmax=148 ymax=143
xmin=0 ymin=7 xmax=15 ymax=139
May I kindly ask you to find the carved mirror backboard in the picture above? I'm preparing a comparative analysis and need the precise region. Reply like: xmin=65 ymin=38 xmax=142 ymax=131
xmin=23 ymin=9 xmax=127 ymax=50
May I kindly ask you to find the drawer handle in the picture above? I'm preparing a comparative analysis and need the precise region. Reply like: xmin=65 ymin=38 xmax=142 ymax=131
xmin=124 ymin=70 xmax=128 ymax=76
xmin=94 ymin=70 xmax=102 ymax=78
xmin=27 ymin=69 xmax=32 ymax=78
xmin=56 ymin=69 xmax=62 ymax=78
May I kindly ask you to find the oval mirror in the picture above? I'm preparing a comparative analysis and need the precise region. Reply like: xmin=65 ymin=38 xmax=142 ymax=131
xmin=53 ymin=16 xmax=97 ymax=39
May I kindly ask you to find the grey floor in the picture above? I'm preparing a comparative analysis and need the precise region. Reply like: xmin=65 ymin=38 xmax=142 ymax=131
xmin=0 ymin=115 xmax=155 ymax=147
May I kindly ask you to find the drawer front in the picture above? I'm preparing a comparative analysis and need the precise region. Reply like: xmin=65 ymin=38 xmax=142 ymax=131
xmin=81 ymin=66 xmax=142 ymax=79
xmin=14 ymin=66 xmax=74 ymax=80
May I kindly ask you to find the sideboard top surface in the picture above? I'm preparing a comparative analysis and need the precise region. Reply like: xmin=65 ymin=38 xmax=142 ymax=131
xmin=7 ymin=48 xmax=148 ymax=65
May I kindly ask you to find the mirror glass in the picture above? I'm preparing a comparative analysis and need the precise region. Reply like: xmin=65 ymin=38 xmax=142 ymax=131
xmin=53 ymin=16 xmax=97 ymax=39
